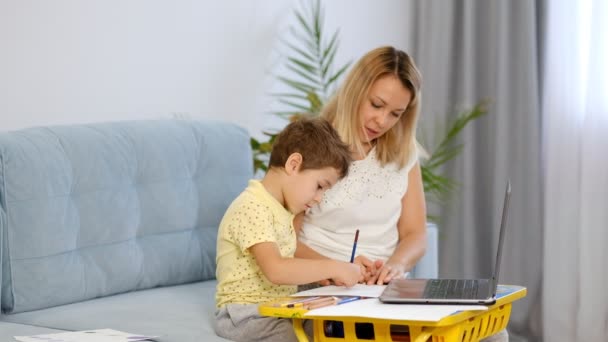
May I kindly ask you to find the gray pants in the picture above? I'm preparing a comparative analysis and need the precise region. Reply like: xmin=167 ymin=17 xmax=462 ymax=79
xmin=482 ymin=329 xmax=509 ymax=342
xmin=214 ymin=303 xmax=313 ymax=342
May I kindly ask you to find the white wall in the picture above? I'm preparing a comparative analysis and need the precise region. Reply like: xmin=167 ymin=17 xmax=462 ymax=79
xmin=0 ymin=0 xmax=412 ymax=137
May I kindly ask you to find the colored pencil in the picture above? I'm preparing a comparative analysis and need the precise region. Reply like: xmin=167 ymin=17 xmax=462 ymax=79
xmin=349 ymin=229 xmax=360 ymax=263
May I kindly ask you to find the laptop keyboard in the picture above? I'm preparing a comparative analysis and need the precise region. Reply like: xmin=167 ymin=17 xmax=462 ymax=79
xmin=423 ymin=279 xmax=480 ymax=299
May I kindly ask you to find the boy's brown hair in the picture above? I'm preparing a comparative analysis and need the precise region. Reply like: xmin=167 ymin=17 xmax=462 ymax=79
xmin=268 ymin=117 xmax=352 ymax=178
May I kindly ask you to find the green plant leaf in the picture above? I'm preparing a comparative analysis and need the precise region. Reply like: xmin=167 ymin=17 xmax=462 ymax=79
xmin=322 ymin=31 xmax=339 ymax=62
xmin=295 ymin=12 xmax=314 ymax=38
xmin=321 ymin=32 xmax=339 ymax=71
xmin=326 ymin=62 xmax=351 ymax=89
xmin=250 ymin=137 xmax=261 ymax=150
xmin=269 ymin=93 xmax=309 ymax=100
xmin=284 ymin=41 xmax=316 ymax=64
xmin=287 ymin=56 xmax=317 ymax=74
xmin=435 ymin=103 xmax=487 ymax=152
xmin=286 ymin=64 xmax=319 ymax=85
xmin=290 ymin=29 xmax=317 ymax=53
xmin=278 ymin=99 xmax=312 ymax=112
xmin=307 ymin=92 xmax=323 ymax=114
xmin=420 ymin=102 xmax=489 ymax=212
xmin=250 ymin=0 xmax=349 ymax=176
xmin=277 ymin=76 xmax=319 ymax=93
xmin=425 ymin=144 xmax=464 ymax=170
xmin=270 ymin=111 xmax=300 ymax=119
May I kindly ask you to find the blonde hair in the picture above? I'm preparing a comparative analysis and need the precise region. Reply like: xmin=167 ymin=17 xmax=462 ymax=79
xmin=321 ymin=46 xmax=422 ymax=168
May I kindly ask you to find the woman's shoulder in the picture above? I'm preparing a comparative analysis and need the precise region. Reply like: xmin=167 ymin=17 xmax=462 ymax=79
xmin=371 ymin=145 xmax=418 ymax=174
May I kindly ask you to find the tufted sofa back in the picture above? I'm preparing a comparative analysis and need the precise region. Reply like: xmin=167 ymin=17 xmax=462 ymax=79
xmin=0 ymin=120 xmax=251 ymax=313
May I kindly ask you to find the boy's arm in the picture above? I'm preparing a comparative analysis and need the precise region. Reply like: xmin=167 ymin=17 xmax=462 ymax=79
xmin=294 ymin=240 xmax=328 ymax=259
xmin=296 ymin=240 xmax=379 ymax=283
xmin=250 ymin=242 xmax=362 ymax=286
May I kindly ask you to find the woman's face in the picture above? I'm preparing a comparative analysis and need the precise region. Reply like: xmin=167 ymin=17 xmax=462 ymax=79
xmin=358 ymin=74 xmax=412 ymax=143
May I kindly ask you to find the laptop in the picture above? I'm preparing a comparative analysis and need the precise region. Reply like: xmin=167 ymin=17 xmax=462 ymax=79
xmin=379 ymin=181 xmax=512 ymax=305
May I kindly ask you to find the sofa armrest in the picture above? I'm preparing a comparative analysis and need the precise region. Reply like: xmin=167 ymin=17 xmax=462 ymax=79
xmin=409 ymin=223 xmax=438 ymax=278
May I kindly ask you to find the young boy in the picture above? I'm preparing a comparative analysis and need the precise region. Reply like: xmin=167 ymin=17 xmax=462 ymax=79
xmin=214 ymin=117 xmax=362 ymax=342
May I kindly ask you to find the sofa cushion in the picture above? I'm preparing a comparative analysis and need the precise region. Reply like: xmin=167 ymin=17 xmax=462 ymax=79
xmin=1 ymin=281 xmax=230 ymax=342
xmin=0 ymin=120 xmax=252 ymax=313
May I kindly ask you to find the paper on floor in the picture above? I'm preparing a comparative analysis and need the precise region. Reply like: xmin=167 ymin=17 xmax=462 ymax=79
xmin=14 ymin=328 xmax=158 ymax=342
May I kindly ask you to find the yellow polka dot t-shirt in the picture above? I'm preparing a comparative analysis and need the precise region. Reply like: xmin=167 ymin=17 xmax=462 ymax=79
xmin=215 ymin=180 xmax=296 ymax=307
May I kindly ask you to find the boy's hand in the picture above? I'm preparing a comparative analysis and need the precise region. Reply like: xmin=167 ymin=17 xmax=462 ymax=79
xmin=316 ymin=279 xmax=332 ymax=286
xmin=330 ymin=262 xmax=364 ymax=287
xmin=353 ymin=255 xmax=380 ymax=282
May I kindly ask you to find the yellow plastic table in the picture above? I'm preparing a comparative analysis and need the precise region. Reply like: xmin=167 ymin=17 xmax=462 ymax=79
xmin=259 ymin=284 xmax=526 ymax=342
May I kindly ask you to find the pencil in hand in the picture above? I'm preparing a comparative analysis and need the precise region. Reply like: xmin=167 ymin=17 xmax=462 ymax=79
xmin=349 ymin=229 xmax=360 ymax=263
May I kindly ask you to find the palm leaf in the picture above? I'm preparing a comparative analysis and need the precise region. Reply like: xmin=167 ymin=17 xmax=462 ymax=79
xmin=321 ymin=31 xmax=339 ymax=79
xmin=278 ymin=99 xmax=312 ymax=112
xmin=286 ymin=64 xmax=319 ymax=85
xmin=254 ymin=1 xmax=489 ymax=223
xmin=294 ymin=12 xmax=313 ymax=37
xmin=269 ymin=93 xmax=309 ymax=100
xmin=287 ymin=57 xmax=317 ymax=74
xmin=420 ymin=102 xmax=489 ymax=206
xmin=425 ymin=144 xmax=464 ymax=170
xmin=251 ymin=0 xmax=351 ymax=173
xmin=277 ymin=76 xmax=319 ymax=93
xmin=269 ymin=111 xmax=297 ymax=119
xmin=326 ymin=62 xmax=351 ymax=89
xmin=284 ymin=41 xmax=316 ymax=64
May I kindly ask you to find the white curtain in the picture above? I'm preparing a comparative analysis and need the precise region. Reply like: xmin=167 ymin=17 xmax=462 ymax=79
xmin=542 ymin=0 xmax=608 ymax=341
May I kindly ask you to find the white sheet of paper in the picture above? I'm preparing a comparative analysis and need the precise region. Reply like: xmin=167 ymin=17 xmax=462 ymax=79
xmin=14 ymin=328 xmax=158 ymax=342
xmin=291 ymin=284 xmax=387 ymax=298
xmin=303 ymin=298 xmax=488 ymax=322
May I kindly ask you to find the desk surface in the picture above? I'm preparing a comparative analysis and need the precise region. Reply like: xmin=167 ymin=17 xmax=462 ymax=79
xmin=259 ymin=285 xmax=526 ymax=342
xmin=259 ymin=284 xmax=526 ymax=326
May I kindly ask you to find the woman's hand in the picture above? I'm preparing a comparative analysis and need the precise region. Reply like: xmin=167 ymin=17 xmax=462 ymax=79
xmin=367 ymin=260 xmax=407 ymax=285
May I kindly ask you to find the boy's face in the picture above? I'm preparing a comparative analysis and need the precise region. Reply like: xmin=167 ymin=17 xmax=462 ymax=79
xmin=284 ymin=166 xmax=340 ymax=214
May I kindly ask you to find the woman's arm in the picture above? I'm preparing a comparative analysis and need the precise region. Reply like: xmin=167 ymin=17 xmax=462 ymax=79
xmin=369 ymin=162 xmax=427 ymax=284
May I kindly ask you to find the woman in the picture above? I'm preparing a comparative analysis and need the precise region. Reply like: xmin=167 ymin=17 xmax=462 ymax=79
xmin=295 ymin=46 xmax=508 ymax=342
xmin=296 ymin=46 xmax=426 ymax=285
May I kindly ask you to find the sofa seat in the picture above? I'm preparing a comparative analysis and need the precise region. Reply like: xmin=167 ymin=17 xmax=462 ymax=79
xmin=0 ymin=280 xmax=228 ymax=342
xmin=0 ymin=321 xmax=67 ymax=340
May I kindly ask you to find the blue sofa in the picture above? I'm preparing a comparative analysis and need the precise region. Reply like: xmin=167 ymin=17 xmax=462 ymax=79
xmin=0 ymin=119 xmax=438 ymax=342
